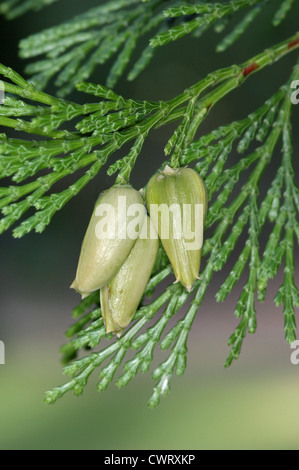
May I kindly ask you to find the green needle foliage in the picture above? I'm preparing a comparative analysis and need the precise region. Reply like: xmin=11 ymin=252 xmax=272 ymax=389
xmin=2 ymin=0 xmax=294 ymax=95
xmin=19 ymin=0 xmax=170 ymax=94
xmin=0 ymin=0 xmax=60 ymax=19
xmin=0 ymin=0 xmax=298 ymax=406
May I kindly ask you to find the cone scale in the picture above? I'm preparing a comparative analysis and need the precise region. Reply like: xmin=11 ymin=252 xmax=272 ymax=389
xmin=146 ymin=166 xmax=207 ymax=291
xmin=71 ymin=185 xmax=145 ymax=298
xmin=100 ymin=216 xmax=159 ymax=335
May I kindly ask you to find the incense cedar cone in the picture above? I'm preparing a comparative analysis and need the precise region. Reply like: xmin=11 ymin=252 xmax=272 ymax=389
xmin=100 ymin=216 xmax=159 ymax=335
xmin=146 ymin=166 xmax=207 ymax=291
xmin=71 ymin=185 xmax=146 ymax=298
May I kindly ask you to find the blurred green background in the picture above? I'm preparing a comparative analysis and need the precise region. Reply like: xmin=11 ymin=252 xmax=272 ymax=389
xmin=0 ymin=0 xmax=299 ymax=450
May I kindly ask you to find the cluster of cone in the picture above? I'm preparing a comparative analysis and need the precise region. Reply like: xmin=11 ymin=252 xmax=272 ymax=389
xmin=71 ymin=166 xmax=207 ymax=335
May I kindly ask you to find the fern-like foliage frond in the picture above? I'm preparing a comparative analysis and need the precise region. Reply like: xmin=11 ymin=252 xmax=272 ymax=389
xmin=150 ymin=0 xmax=297 ymax=48
xmin=45 ymin=65 xmax=299 ymax=405
xmin=10 ymin=0 xmax=298 ymax=96
xmin=0 ymin=0 xmax=61 ymax=19
xmin=0 ymin=38 xmax=287 ymax=405
xmin=18 ymin=0 xmax=170 ymax=95
xmin=1 ymin=34 xmax=298 ymax=238
xmin=1 ymin=0 xmax=298 ymax=410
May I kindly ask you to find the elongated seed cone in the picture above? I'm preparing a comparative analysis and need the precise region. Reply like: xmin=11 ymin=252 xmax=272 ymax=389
xmin=100 ymin=216 xmax=159 ymax=335
xmin=71 ymin=185 xmax=146 ymax=297
xmin=146 ymin=166 xmax=207 ymax=291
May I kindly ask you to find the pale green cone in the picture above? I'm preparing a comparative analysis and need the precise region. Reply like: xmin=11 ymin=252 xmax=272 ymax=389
xmin=146 ymin=166 xmax=208 ymax=291
xmin=71 ymin=185 xmax=146 ymax=298
xmin=100 ymin=216 xmax=159 ymax=335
